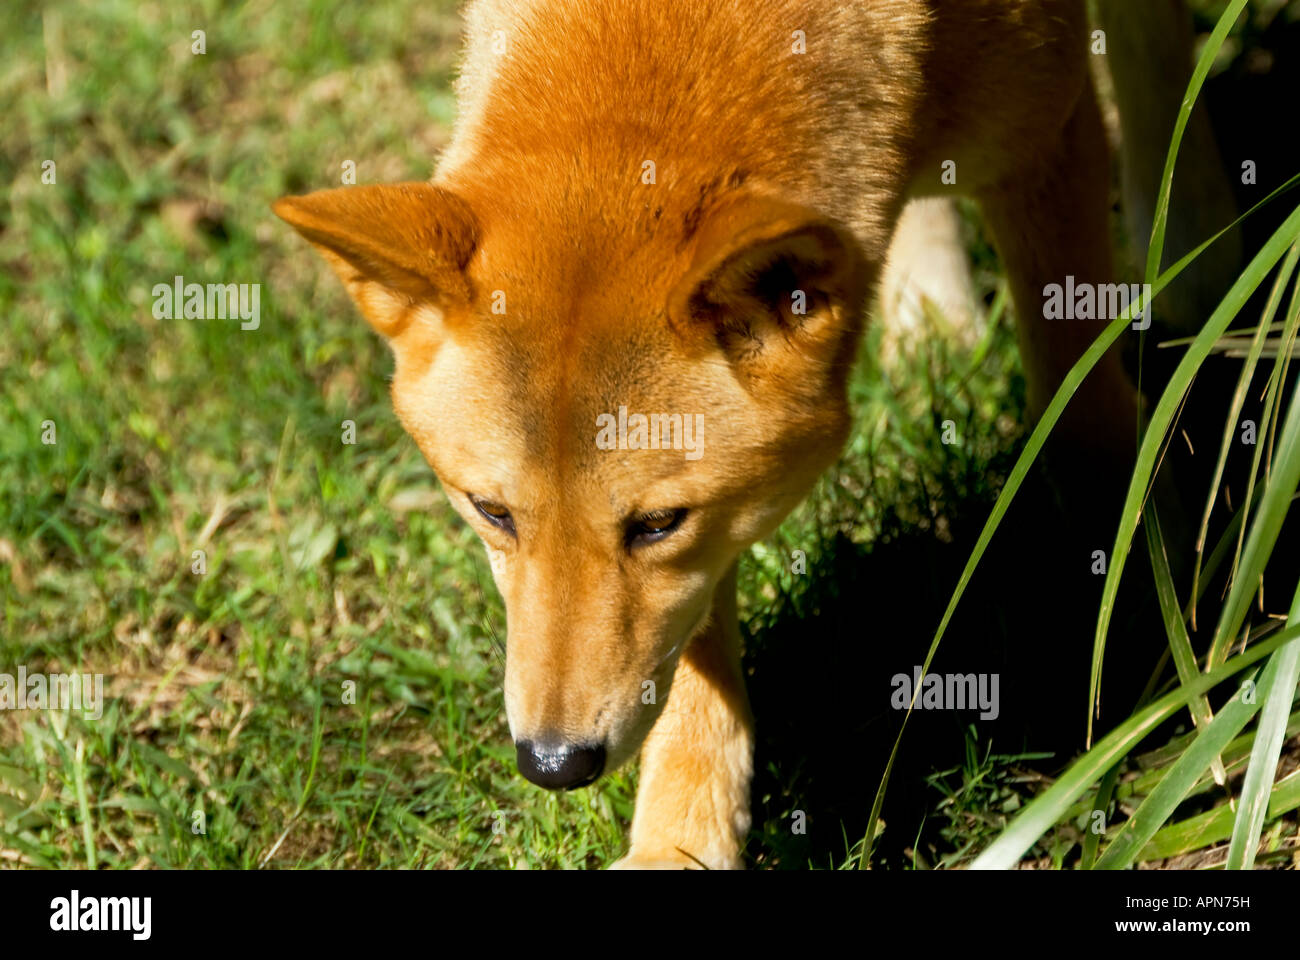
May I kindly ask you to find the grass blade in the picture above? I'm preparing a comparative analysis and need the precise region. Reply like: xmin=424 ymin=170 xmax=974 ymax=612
xmin=1214 ymin=271 xmax=1300 ymax=651
xmin=1225 ymin=567 xmax=1300 ymax=867
xmin=1090 ymin=204 xmax=1300 ymax=745
xmin=1206 ymin=280 xmax=1300 ymax=672
xmin=1091 ymin=658 xmax=1274 ymax=869
xmin=1191 ymin=243 xmax=1300 ymax=624
xmin=860 ymin=188 xmax=1300 ymax=864
xmin=1140 ymin=768 xmax=1300 ymax=861
xmin=1141 ymin=0 xmax=1248 ymax=293
xmin=969 ymin=623 xmax=1300 ymax=870
xmin=1144 ymin=504 xmax=1225 ymax=784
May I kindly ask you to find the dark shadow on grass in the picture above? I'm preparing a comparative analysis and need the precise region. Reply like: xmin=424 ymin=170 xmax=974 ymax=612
xmin=740 ymin=18 xmax=1300 ymax=864
xmin=742 ymin=417 xmax=1300 ymax=868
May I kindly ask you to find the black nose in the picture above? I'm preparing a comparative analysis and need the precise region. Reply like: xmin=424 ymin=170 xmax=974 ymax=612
xmin=515 ymin=740 xmax=606 ymax=790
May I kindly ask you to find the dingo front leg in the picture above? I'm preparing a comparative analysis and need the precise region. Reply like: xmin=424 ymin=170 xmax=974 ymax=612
xmin=612 ymin=565 xmax=753 ymax=870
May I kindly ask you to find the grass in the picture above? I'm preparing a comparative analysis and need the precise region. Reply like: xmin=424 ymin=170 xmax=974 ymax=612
xmin=959 ymin=0 xmax=1300 ymax=869
xmin=1 ymin=0 xmax=1298 ymax=870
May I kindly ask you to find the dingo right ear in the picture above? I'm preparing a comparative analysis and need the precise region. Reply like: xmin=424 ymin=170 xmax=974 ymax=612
xmin=667 ymin=193 xmax=866 ymax=384
xmin=272 ymin=182 xmax=479 ymax=339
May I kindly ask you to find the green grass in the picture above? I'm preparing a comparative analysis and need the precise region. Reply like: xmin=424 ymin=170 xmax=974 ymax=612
xmin=2 ymin=0 xmax=1297 ymax=870
xmin=0 ymin=0 xmax=637 ymax=869
xmin=958 ymin=0 xmax=1300 ymax=870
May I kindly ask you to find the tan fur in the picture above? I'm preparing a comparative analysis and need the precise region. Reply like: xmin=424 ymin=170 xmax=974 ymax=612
xmin=275 ymin=0 xmax=1144 ymax=868
xmin=878 ymin=197 xmax=980 ymax=366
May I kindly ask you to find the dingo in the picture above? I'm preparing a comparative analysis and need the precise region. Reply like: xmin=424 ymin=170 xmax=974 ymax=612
xmin=274 ymin=0 xmax=1223 ymax=868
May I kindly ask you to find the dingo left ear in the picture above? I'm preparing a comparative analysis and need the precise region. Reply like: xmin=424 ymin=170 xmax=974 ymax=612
xmin=668 ymin=194 xmax=866 ymax=378
xmin=272 ymin=182 xmax=478 ymax=339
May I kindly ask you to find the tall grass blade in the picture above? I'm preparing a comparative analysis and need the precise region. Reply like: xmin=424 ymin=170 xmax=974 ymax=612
xmin=1144 ymin=505 xmax=1225 ymax=784
xmin=1206 ymin=280 xmax=1300 ymax=674
xmin=1191 ymin=244 xmax=1300 ymax=624
xmin=969 ymin=624 xmax=1300 ymax=869
xmin=861 ymin=184 xmax=1300 ymax=864
xmin=1092 ymin=659 xmax=1271 ymax=869
xmin=1090 ymin=205 xmax=1300 ymax=745
xmin=1225 ymin=473 xmax=1300 ymax=865
xmin=1141 ymin=0 xmax=1248 ymax=294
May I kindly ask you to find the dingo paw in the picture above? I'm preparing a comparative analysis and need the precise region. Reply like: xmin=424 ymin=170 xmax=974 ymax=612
xmin=609 ymin=848 xmax=741 ymax=870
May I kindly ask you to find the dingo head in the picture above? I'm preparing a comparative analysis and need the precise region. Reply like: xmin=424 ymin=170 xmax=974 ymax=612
xmin=274 ymin=177 xmax=867 ymax=788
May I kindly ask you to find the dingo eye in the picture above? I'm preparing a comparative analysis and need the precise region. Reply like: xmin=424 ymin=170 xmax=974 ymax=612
xmin=470 ymin=495 xmax=515 ymax=536
xmin=626 ymin=509 xmax=687 ymax=548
